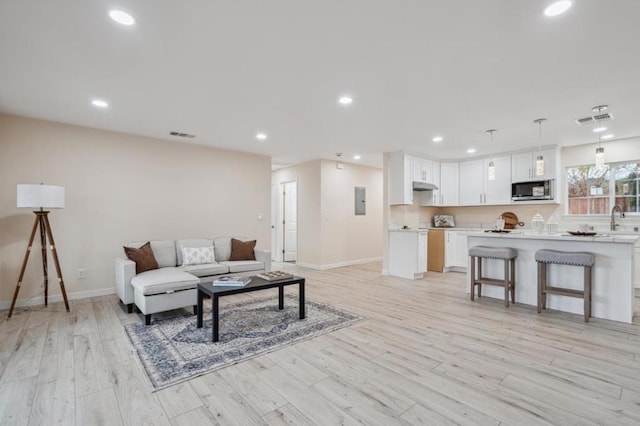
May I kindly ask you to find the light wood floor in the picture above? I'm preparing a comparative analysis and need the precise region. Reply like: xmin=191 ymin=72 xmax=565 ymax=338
xmin=2 ymin=263 xmax=640 ymax=425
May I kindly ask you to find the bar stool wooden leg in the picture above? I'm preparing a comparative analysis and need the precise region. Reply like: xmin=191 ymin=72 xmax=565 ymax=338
xmin=470 ymin=255 xmax=476 ymax=301
xmin=584 ymin=265 xmax=591 ymax=322
xmin=542 ymin=262 xmax=548 ymax=309
xmin=477 ymin=258 xmax=482 ymax=298
xmin=537 ymin=262 xmax=543 ymax=313
xmin=510 ymin=258 xmax=516 ymax=303
xmin=503 ymin=259 xmax=509 ymax=307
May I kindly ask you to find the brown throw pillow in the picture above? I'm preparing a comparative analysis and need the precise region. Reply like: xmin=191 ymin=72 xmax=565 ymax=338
xmin=123 ymin=242 xmax=159 ymax=274
xmin=229 ymin=238 xmax=256 ymax=261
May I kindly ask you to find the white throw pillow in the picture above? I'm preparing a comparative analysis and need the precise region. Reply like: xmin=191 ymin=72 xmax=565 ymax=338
xmin=181 ymin=246 xmax=215 ymax=265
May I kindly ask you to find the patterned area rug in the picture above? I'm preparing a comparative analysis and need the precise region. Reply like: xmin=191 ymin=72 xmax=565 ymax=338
xmin=124 ymin=294 xmax=363 ymax=390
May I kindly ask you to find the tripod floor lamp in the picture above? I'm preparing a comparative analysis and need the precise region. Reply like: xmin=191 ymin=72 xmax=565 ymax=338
xmin=8 ymin=184 xmax=70 ymax=319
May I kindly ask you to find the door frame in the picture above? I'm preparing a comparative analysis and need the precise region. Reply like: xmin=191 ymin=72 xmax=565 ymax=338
xmin=274 ymin=180 xmax=298 ymax=262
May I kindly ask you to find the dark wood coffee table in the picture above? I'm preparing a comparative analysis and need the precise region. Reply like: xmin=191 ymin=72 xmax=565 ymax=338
xmin=196 ymin=275 xmax=305 ymax=342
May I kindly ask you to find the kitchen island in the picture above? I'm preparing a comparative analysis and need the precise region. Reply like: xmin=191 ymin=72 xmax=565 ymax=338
xmin=467 ymin=232 xmax=638 ymax=323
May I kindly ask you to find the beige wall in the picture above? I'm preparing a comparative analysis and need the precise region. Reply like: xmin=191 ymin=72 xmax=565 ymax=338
xmin=437 ymin=204 xmax=561 ymax=228
xmin=0 ymin=114 xmax=271 ymax=307
xmin=320 ymin=160 xmax=383 ymax=266
xmin=271 ymin=160 xmax=322 ymax=266
xmin=561 ymin=136 xmax=640 ymax=168
xmin=272 ymin=159 xmax=383 ymax=269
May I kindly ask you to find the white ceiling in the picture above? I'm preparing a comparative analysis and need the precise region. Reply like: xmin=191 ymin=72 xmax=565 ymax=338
xmin=1 ymin=1 xmax=639 ymax=169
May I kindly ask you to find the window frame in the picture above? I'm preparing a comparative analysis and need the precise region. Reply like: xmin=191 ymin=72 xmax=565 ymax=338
xmin=566 ymin=161 xmax=640 ymax=216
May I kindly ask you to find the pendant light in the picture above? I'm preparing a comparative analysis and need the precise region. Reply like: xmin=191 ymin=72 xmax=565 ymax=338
xmin=593 ymin=105 xmax=607 ymax=168
xmin=486 ymin=129 xmax=497 ymax=180
xmin=595 ymin=136 xmax=605 ymax=168
xmin=533 ymin=118 xmax=546 ymax=176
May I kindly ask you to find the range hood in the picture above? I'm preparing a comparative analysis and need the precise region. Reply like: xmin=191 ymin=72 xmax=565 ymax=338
xmin=412 ymin=181 xmax=438 ymax=191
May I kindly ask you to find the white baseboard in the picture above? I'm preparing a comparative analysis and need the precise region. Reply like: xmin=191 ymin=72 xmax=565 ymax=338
xmin=295 ymin=257 xmax=382 ymax=271
xmin=0 ymin=287 xmax=116 ymax=310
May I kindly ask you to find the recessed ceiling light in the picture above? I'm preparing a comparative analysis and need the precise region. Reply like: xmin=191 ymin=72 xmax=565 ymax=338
xmin=544 ymin=1 xmax=572 ymax=17
xmin=353 ymin=154 xmax=361 ymax=160
xmin=432 ymin=136 xmax=443 ymax=143
xmin=338 ymin=96 xmax=353 ymax=105
xmin=601 ymin=134 xmax=614 ymax=140
xmin=256 ymin=132 xmax=267 ymax=140
xmin=593 ymin=126 xmax=607 ymax=133
xmin=91 ymin=99 xmax=109 ymax=108
xmin=109 ymin=10 xmax=135 ymax=25
xmin=466 ymin=148 xmax=476 ymax=154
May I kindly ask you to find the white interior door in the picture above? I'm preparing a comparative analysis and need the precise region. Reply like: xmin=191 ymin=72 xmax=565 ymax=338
xmin=283 ymin=181 xmax=298 ymax=262
xmin=271 ymin=182 xmax=278 ymax=261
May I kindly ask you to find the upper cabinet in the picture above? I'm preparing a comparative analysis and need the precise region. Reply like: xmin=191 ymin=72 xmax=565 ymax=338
xmin=430 ymin=160 xmax=441 ymax=205
xmin=389 ymin=148 xmax=555 ymax=207
xmin=511 ymin=148 xmax=557 ymax=182
xmin=438 ymin=162 xmax=459 ymax=206
xmin=389 ymin=152 xmax=440 ymax=205
xmin=459 ymin=155 xmax=511 ymax=205
xmin=410 ymin=156 xmax=433 ymax=183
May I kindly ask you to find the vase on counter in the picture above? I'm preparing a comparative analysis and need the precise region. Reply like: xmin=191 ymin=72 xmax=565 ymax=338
xmin=546 ymin=214 xmax=559 ymax=233
xmin=531 ymin=213 xmax=545 ymax=233
xmin=496 ymin=216 xmax=505 ymax=231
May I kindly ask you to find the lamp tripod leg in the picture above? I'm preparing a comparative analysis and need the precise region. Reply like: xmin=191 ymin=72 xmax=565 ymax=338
xmin=8 ymin=215 xmax=40 ymax=319
xmin=39 ymin=214 xmax=48 ymax=306
xmin=43 ymin=214 xmax=70 ymax=312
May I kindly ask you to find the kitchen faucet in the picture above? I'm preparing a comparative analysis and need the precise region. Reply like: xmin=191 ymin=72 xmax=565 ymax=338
xmin=610 ymin=205 xmax=625 ymax=231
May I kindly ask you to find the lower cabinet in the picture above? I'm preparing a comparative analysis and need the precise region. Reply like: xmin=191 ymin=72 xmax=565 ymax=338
xmin=444 ymin=230 xmax=469 ymax=271
xmin=427 ymin=229 xmax=445 ymax=272
xmin=427 ymin=229 xmax=469 ymax=273
xmin=389 ymin=230 xmax=427 ymax=279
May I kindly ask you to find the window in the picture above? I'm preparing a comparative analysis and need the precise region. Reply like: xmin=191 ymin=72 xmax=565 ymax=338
xmin=567 ymin=161 xmax=640 ymax=215
xmin=614 ymin=162 xmax=640 ymax=212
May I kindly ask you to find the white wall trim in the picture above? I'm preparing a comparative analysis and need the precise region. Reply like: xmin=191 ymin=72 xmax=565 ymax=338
xmin=296 ymin=257 xmax=382 ymax=271
xmin=0 ymin=287 xmax=116 ymax=310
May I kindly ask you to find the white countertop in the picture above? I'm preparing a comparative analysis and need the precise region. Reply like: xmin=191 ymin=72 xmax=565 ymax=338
xmin=392 ymin=227 xmax=640 ymax=244
xmin=470 ymin=230 xmax=639 ymax=244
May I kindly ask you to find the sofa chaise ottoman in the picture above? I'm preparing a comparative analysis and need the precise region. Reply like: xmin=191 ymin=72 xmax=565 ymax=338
xmin=115 ymin=237 xmax=271 ymax=324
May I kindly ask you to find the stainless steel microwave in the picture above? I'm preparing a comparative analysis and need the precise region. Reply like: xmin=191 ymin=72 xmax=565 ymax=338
xmin=511 ymin=180 xmax=554 ymax=201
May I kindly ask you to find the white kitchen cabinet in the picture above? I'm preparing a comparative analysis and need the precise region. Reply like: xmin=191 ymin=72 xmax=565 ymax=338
xmin=485 ymin=155 xmax=512 ymax=204
xmin=511 ymin=148 xmax=557 ymax=182
xmin=410 ymin=156 xmax=433 ymax=183
xmin=444 ymin=230 xmax=468 ymax=271
xmin=459 ymin=159 xmax=485 ymax=205
xmin=389 ymin=230 xmax=427 ymax=280
xmin=430 ymin=160 xmax=441 ymax=205
xmin=388 ymin=152 xmax=413 ymax=205
xmin=417 ymin=160 xmax=441 ymax=206
xmin=459 ymin=155 xmax=511 ymax=205
xmin=439 ymin=162 xmax=459 ymax=206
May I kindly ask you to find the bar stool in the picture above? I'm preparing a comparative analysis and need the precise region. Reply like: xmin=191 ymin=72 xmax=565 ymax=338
xmin=468 ymin=246 xmax=517 ymax=307
xmin=535 ymin=249 xmax=595 ymax=322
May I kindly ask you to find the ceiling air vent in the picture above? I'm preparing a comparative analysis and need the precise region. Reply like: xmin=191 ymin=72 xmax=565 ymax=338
xmin=574 ymin=112 xmax=614 ymax=126
xmin=169 ymin=131 xmax=196 ymax=138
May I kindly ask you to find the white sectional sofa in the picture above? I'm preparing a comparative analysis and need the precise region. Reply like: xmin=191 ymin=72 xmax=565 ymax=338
xmin=115 ymin=237 xmax=271 ymax=324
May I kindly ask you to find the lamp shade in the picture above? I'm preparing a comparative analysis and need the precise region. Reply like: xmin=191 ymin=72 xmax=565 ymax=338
xmin=17 ymin=184 xmax=65 ymax=209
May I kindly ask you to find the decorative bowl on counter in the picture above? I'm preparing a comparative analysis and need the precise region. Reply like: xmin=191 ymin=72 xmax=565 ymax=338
xmin=567 ymin=231 xmax=597 ymax=236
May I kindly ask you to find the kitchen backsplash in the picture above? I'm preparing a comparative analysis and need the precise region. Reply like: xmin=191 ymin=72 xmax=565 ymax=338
xmin=390 ymin=202 xmax=640 ymax=232
xmin=390 ymin=203 xmax=561 ymax=230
